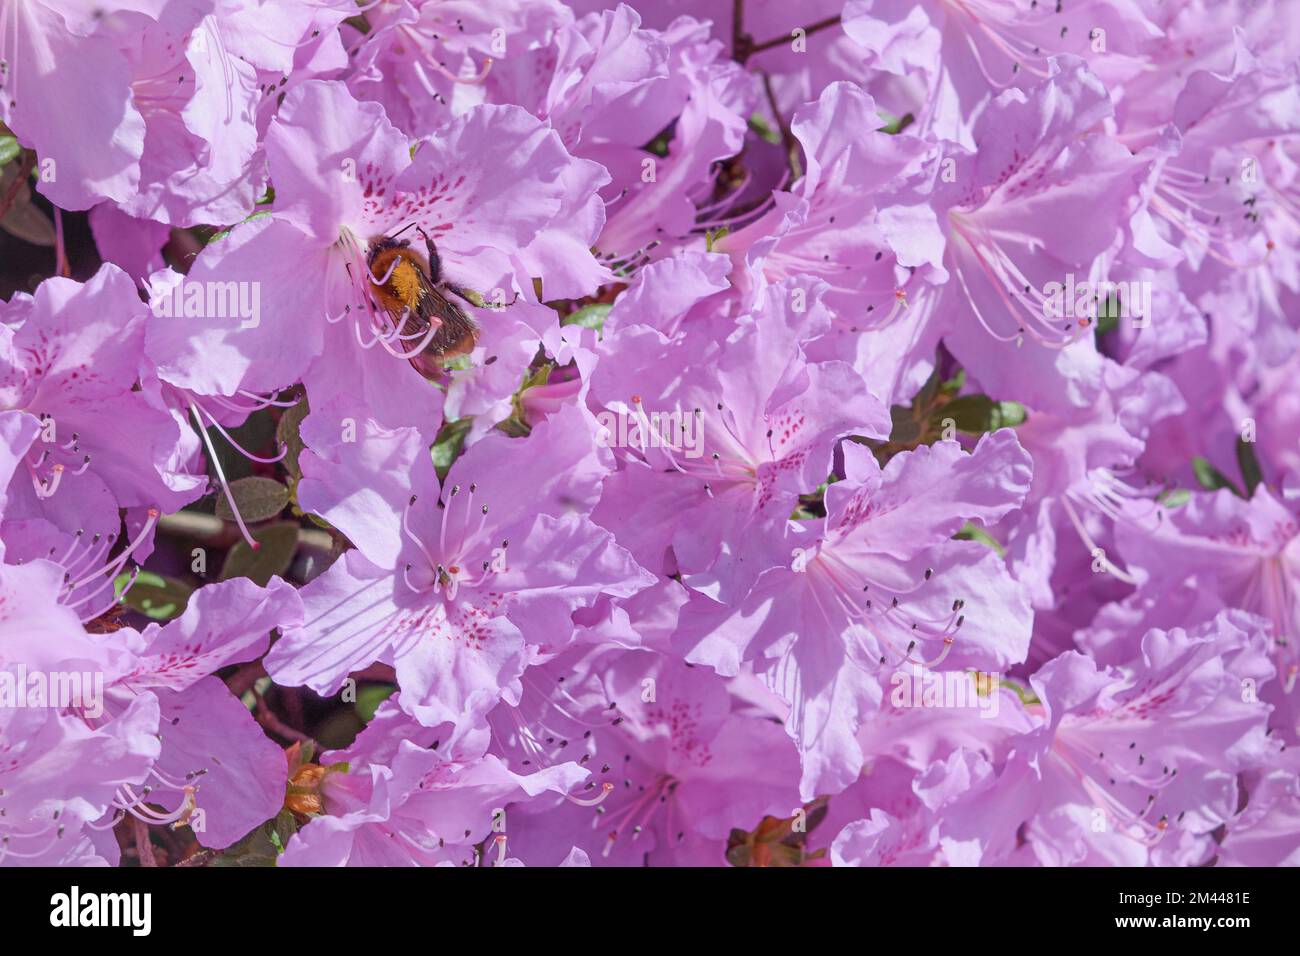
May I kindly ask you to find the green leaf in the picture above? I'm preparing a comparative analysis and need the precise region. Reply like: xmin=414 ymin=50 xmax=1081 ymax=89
xmin=561 ymin=302 xmax=611 ymax=331
xmin=214 ymin=476 xmax=290 ymax=523
xmin=304 ymin=510 xmax=337 ymax=533
xmin=998 ymin=678 xmax=1041 ymax=707
xmin=1236 ymin=438 xmax=1263 ymax=498
xmin=914 ymin=365 xmax=944 ymax=411
xmin=643 ymin=123 xmax=674 ymax=158
xmin=0 ymin=134 xmax=19 ymax=166
xmin=747 ymin=112 xmax=782 ymax=145
xmin=431 ymin=417 xmax=473 ymax=481
xmin=355 ymin=684 xmax=397 ymax=722
xmin=220 ymin=522 xmax=299 ymax=586
xmin=877 ymin=111 xmax=915 ymax=135
xmin=943 ymin=394 xmax=998 ymax=433
xmin=888 ymin=404 xmax=922 ymax=445
xmin=114 ymin=571 xmax=194 ymax=621
xmin=1158 ymin=488 xmax=1190 ymax=509
xmin=519 ymin=362 xmax=552 ymax=394
xmin=0 ymin=159 xmax=54 ymax=246
xmin=343 ymin=14 xmax=371 ymax=35
xmin=269 ymin=810 xmax=297 ymax=857
xmin=2 ymin=204 xmax=54 ymax=247
xmin=276 ymin=397 xmax=310 ymax=483
xmin=953 ymin=521 xmax=1005 ymax=558
xmin=942 ymin=395 xmax=1027 ymax=434
xmin=994 ymin=401 xmax=1028 ymax=427
xmin=209 ymin=210 xmax=271 ymax=244
xmin=1191 ymin=456 xmax=1244 ymax=497
xmin=1094 ymin=291 xmax=1122 ymax=337
xmin=211 ymin=811 xmax=300 ymax=867
xmin=203 ymin=410 xmax=277 ymax=484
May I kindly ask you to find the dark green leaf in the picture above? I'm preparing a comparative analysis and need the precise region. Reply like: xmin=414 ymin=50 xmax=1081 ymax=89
xmin=355 ymin=684 xmax=397 ymax=722
xmin=202 ymin=409 xmax=277 ymax=484
xmin=114 ymin=571 xmax=194 ymax=621
xmin=211 ymin=810 xmax=299 ymax=867
xmin=941 ymin=395 xmax=1029 ymax=434
xmin=1192 ymin=456 xmax=1244 ymax=497
xmin=642 ymin=122 xmax=674 ymax=158
xmin=942 ymin=394 xmax=997 ymax=433
xmin=277 ymin=398 xmax=309 ymax=483
xmin=1236 ymin=438 xmax=1263 ymax=498
xmin=888 ymin=405 xmax=922 ymax=444
xmin=214 ymin=476 xmax=290 ymax=523
xmin=431 ymin=417 xmax=473 ymax=481
xmin=942 ymin=395 xmax=1027 ymax=434
xmin=220 ymin=522 xmax=299 ymax=586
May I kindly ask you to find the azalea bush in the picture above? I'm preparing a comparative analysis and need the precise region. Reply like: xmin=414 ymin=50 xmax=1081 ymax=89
xmin=0 ymin=0 xmax=1297 ymax=868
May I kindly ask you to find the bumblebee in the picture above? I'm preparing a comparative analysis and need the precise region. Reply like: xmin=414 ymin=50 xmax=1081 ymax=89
xmin=366 ymin=225 xmax=479 ymax=377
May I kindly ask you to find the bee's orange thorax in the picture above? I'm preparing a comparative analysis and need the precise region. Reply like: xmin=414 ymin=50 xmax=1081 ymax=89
xmin=369 ymin=247 xmax=425 ymax=312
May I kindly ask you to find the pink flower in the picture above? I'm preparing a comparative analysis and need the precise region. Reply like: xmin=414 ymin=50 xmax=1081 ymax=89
xmin=266 ymin=404 xmax=653 ymax=737
xmin=676 ymin=432 xmax=1034 ymax=799
xmin=497 ymin=645 xmax=802 ymax=865
xmin=0 ymin=265 xmax=205 ymax=550
xmin=146 ymin=79 xmax=608 ymax=435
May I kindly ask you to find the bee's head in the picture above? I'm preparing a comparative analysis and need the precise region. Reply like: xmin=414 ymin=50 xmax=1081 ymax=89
xmin=367 ymin=235 xmax=410 ymax=258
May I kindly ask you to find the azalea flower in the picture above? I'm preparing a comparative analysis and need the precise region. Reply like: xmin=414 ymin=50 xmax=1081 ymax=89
xmin=266 ymin=404 xmax=653 ymax=737
xmin=589 ymin=275 xmax=889 ymax=601
xmin=498 ymin=644 xmax=802 ymax=865
xmin=675 ymin=432 xmax=1034 ymax=799
xmin=145 ymin=78 xmax=609 ymax=435
xmin=4 ymin=0 xmax=1300 ymax=875
xmin=0 ymin=264 xmax=205 ymax=548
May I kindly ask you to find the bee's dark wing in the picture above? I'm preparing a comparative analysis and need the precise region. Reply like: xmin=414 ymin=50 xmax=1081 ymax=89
xmin=395 ymin=272 xmax=479 ymax=377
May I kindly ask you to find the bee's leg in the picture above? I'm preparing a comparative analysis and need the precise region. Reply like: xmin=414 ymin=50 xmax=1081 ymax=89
xmin=445 ymin=283 xmax=481 ymax=306
xmin=447 ymin=285 xmax=519 ymax=310
xmin=416 ymin=227 xmax=442 ymax=284
xmin=415 ymin=225 xmax=515 ymax=308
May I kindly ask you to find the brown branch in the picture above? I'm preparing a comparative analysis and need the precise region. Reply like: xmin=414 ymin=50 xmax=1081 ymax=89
xmin=54 ymin=207 xmax=71 ymax=278
xmin=254 ymin=691 xmax=315 ymax=746
xmin=732 ymin=0 xmax=753 ymax=63
xmin=224 ymin=660 xmax=267 ymax=697
xmin=747 ymin=15 xmax=843 ymax=58
xmin=760 ymin=71 xmax=803 ymax=181
xmin=157 ymin=511 xmax=335 ymax=553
